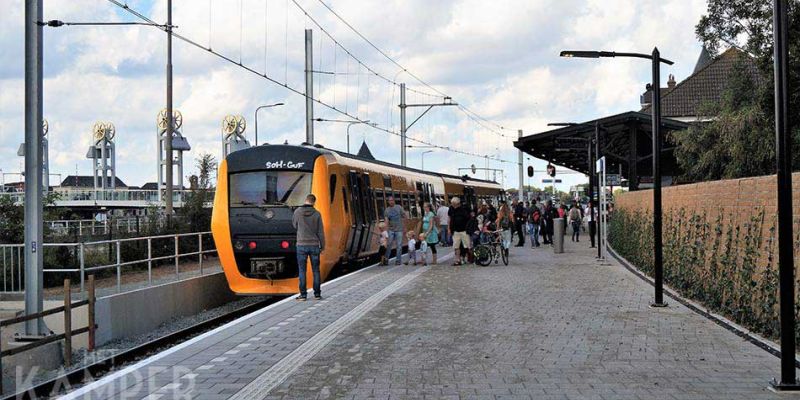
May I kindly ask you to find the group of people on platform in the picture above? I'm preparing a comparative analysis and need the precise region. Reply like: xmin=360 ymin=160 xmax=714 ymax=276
xmin=378 ymin=195 xmax=601 ymax=267
xmin=291 ymin=191 xmax=605 ymax=300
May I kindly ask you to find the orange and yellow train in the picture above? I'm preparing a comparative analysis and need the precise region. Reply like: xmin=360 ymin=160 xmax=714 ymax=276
xmin=211 ymin=143 xmax=504 ymax=295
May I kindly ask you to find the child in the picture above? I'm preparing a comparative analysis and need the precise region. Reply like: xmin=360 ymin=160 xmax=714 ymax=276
xmin=404 ymin=231 xmax=417 ymax=265
xmin=378 ymin=222 xmax=389 ymax=265
xmin=417 ymin=233 xmax=429 ymax=266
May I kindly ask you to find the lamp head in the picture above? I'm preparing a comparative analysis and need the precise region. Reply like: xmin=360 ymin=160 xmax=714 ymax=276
xmin=560 ymin=50 xmax=600 ymax=58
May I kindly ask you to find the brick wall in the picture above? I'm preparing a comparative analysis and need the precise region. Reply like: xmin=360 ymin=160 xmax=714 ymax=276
xmin=615 ymin=172 xmax=797 ymax=273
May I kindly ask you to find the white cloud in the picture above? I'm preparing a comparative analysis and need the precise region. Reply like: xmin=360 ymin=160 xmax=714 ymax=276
xmin=1 ymin=0 xmax=710 ymax=191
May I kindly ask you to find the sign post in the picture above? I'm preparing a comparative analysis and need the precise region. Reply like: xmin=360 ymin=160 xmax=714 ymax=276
xmin=595 ymin=156 xmax=606 ymax=260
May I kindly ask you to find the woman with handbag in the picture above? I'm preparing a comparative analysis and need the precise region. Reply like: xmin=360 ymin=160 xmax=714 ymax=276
xmin=421 ymin=202 xmax=439 ymax=264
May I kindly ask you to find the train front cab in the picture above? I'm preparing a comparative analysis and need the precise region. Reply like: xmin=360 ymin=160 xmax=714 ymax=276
xmin=212 ymin=145 xmax=338 ymax=295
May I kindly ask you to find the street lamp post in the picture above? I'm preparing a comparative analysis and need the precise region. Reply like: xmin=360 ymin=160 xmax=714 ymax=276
xmin=421 ymin=150 xmax=434 ymax=170
xmin=561 ymin=48 xmax=673 ymax=307
xmin=254 ymin=102 xmax=284 ymax=146
xmin=314 ymin=118 xmax=375 ymax=153
xmin=346 ymin=121 xmax=364 ymax=154
xmin=770 ymin=0 xmax=800 ymax=391
xmin=406 ymin=145 xmax=439 ymax=171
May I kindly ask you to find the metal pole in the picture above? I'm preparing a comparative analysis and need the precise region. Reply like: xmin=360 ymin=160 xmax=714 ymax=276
xmin=63 ymin=278 xmax=72 ymax=367
xmin=347 ymin=122 xmax=353 ymax=154
xmin=165 ymin=0 xmax=174 ymax=214
xmin=772 ymin=0 xmax=798 ymax=389
xmin=110 ymin=142 xmax=116 ymax=189
xmin=24 ymin=0 xmax=45 ymax=336
xmin=400 ymin=83 xmax=407 ymax=166
xmin=651 ymin=48 xmax=666 ymax=307
xmin=518 ymin=130 xmax=524 ymax=202
xmin=254 ymin=108 xmax=259 ymax=146
xmin=100 ymin=138 xmax=108 ymax=190
xmin=595 ymin=124 xmax=601 ymax=259
xmin=588 ymin=135 xmax=595 ymax=248
xmin=42 ymin=138 xmax=48 ymax=193
xmin=305 ymin=29 xmax=314 ymax=144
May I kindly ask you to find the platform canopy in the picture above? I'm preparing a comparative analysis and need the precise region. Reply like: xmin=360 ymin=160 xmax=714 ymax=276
xmin=513 ymin=111 xmax=689 ymax=190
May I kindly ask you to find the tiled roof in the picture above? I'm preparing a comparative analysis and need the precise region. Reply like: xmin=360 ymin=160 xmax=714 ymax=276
xmin=642 ymin=48 xmax=763 ymax=118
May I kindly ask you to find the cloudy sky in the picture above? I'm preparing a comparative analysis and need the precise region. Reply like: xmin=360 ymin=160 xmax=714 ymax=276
xmin=1 ymin=0 xmax=709 ymax=191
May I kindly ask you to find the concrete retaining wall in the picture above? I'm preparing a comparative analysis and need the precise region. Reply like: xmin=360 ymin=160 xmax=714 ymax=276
xmin=93 ymin=272 xmax=236 ymax=346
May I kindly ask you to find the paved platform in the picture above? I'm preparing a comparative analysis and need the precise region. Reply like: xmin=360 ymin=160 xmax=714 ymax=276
xmin=62 ymin=241 xmax=794 ymax=400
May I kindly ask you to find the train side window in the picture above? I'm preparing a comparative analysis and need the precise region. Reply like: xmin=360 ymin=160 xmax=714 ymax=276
xmin=383 ymin=176 xmax=392 ymax=188
xmin=375 ymin=190 xmax=385 ymax=219
xmin=341 ymin=187 xmax=349 ymax=212
xmin=330 ymin=175 xmax=337 ymax=204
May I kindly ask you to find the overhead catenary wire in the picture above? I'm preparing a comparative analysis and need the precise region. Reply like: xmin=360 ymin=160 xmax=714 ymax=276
xmin=288 ymin=0 xmax=441 ymax=99
xmin=313 ymin=0 xmax=523 ymax=138
xmin=101 ymin=0 xmax=514 ymax=164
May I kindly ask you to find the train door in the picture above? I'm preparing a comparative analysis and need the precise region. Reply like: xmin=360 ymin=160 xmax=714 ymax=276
xmin=463 ymin=186 xmax=477 ymax=210
xmin=345 ymin=171 xmax=365 ymax=258
xmin=358 ymin=174 xmax=376 ymax=254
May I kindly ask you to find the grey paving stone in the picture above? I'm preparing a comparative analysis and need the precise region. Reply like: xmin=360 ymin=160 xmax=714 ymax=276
xmin=66 ymin=243 xmax=797 ymax=400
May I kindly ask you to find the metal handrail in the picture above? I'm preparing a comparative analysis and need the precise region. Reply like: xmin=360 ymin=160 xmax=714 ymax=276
xmin=0 ymin=231 xmax=217 ymax=296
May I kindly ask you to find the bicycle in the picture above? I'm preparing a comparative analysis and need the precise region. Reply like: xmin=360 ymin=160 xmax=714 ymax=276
xmin=473 ymin=230 xmax=509 ymax=266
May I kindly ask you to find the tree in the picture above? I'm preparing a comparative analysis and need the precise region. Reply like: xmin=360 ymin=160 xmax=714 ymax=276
xmin=671 ymin=60 xmax=775 ymax=180
xmin=180 ymin=153 xmax=217 ymax=232
xmin=0 ymin=191 xmax=62 ymax=243
xmin=676 ymin=0 xmax=800 ymax=180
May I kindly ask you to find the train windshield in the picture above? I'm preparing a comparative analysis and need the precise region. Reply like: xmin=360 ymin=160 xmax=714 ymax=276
xmin=229 ymin=171 xmax=312 ymax=207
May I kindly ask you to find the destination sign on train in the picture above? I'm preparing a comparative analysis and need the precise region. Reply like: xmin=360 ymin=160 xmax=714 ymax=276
xmin=265 ymin=160 xmax=306 ymax=169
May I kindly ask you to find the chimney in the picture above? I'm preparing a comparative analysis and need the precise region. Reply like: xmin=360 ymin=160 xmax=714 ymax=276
xmin=640 ymin=83 xmax=653 ymax=107
xmin=667 ymin=74 xmax=676 ymax=90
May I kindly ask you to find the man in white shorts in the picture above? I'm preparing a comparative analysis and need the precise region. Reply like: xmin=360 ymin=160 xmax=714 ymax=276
xmin=447 ymin=197 xmax=471 ymax=265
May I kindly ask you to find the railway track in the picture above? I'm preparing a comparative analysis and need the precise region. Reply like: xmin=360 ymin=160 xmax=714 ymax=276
xmin=3 ymin=298 xmax=277 ymax=400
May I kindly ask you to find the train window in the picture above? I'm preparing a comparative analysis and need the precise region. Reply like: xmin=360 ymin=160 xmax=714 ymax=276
xmin=229 ymin=171 xmax=311 ymax=207
xmin=375 ymin=190 xmax=385 ymax=219
xmin=383 ymin=176 xmax=392 ymax=188
xmin=329 ymin=175 xmax=337 ymax=204
xmin=341 ymin=187 xmax=349 ymax=212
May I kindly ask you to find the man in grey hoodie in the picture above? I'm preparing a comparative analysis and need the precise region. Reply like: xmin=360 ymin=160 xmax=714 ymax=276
xmin=292 ymin=194 xmax=325 ymax=300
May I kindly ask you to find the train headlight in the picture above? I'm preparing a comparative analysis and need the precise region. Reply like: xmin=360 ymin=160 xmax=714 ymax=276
xmin=234 ymin=241 xmax=245 ymax=250
xmin=264 ymin=209 xmax=275 ymax=219
xmin=248 ymin=241 xmax=257 ymax=250
xmin=281 ymin=240 xmax=290 ymax=249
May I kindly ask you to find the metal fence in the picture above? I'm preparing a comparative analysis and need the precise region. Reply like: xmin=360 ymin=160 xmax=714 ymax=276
xmin=0 ymin=189 xmax=214 ymax=205
xmin=0 ymin=231 xmax=217 ymax=297
xmin=47 ymin=218 xmax=141 ymax=236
